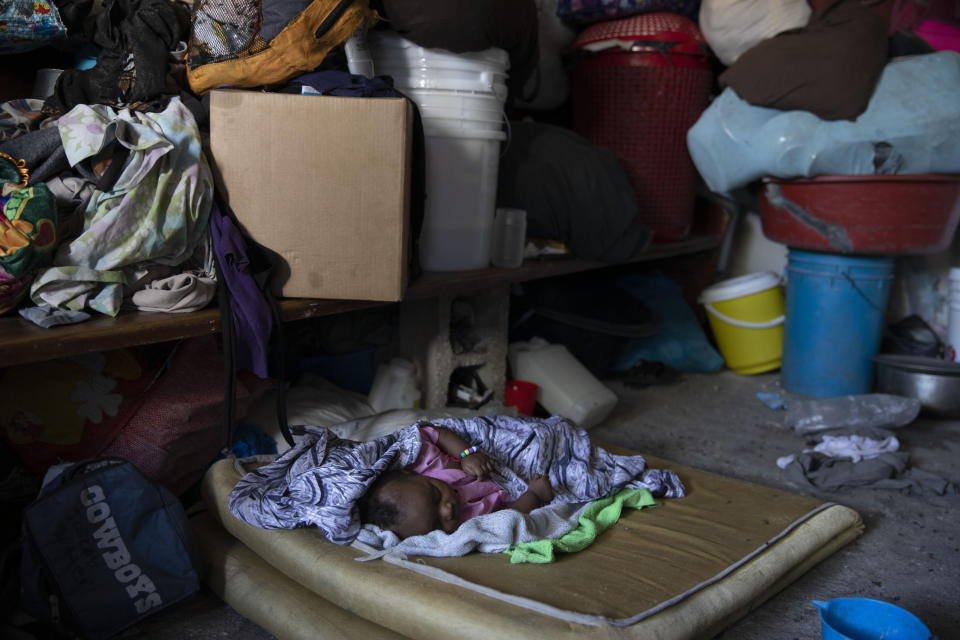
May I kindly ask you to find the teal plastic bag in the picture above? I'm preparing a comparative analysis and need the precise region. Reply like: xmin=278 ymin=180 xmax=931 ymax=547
xmin=615 ymin=270 xmax=724 ymax=373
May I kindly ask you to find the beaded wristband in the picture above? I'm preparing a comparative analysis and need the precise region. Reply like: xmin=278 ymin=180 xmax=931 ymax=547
xmin=460 ymin=445 xmax=481 ymax=458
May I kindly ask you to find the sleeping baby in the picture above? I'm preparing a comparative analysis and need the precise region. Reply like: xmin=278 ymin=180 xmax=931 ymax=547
xmin=228 ymin=413 xmax=686 ymax=550
xmin=358 ymin=423 xmax=555 ymax=539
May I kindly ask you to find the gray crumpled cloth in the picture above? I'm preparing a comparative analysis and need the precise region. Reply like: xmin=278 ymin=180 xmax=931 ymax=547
xmin=228 ymin=414 xmax=686 ymax=547
xmin=131 ymin=272 xmax=216 ymax=313
xmin=781 ymin=450 xmax=959 ymax=495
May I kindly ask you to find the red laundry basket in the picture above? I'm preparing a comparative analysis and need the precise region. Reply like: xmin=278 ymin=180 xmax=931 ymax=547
xmin=573 ymin=13 xmax=714 ymax=242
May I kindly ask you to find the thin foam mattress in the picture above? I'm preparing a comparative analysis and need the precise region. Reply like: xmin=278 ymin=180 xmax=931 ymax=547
xmin=193 ymin=446 xmax=863 ymax=640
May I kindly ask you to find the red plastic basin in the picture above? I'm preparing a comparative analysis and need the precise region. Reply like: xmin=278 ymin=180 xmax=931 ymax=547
xmin=758 ymin=174 xmax=960 ymax=254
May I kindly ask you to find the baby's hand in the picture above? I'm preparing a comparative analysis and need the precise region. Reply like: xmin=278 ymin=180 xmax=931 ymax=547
xmin=460 ymin=451 xmax=495 ymax=480
xmin=527 ymin=474 xmax=554 ymax=503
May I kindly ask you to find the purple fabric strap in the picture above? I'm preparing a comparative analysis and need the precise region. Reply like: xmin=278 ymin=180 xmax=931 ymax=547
xmin=209 ymin=200 xmax=272 ymax=378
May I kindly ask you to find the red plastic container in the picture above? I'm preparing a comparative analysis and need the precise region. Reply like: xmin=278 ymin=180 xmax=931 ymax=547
xmin=572 ymin=13 xmax=714 ymax=243
xmin=758 ymin=174 xmax=960 ymax=254
xmin=505 ymin=380 xmax=538 ymax=416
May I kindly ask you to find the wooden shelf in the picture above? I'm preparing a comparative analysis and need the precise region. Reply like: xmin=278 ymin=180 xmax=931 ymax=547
xmin=0 ymin=235 xmax=718 ymax=367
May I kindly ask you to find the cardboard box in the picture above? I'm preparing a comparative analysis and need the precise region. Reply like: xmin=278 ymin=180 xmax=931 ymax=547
xmin=209 ymin=90 xmax=412 ymax=301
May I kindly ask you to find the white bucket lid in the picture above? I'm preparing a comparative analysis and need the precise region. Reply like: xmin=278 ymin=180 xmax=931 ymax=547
xmin=405 ymin=88 xmax=505 ymax=110
xmin=376 ymin=64 xmax=508 ymax=83
xmin=402 ymin=86 xmax=506 ymax=102
xmin=367 ymin=30 xmax=510 ymax=70
xmin=698 ymin=271 xmax=782 ymax=304
xmin=381 ymin=70 xmax=508 ymax=99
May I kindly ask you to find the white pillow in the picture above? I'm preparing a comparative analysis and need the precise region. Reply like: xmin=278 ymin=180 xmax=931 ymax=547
xmin=699 ymin=0 xmax=812 ymax=66
xmin=244 ymin=374 xmax=375 ymax=453
xmin=246 ymin=372 xmax=518 ymax=452
xmin=327 ymin=402 xmax=518 ymax=443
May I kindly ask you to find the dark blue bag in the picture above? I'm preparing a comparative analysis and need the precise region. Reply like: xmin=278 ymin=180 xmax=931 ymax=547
xmin=19 ymin=457 xmax=202 ymax=639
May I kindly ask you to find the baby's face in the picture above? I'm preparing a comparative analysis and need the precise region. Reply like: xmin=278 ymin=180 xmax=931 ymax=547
xmin=383 ymin=473 xmax=461 ymax=538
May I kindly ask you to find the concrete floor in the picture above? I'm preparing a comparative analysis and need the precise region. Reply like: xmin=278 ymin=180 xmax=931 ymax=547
xmin=107 ymin=370 xmax=960 ymax=639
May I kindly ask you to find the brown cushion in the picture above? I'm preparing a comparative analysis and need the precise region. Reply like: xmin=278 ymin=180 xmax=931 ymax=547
xmin=719 ymin=0 xmax=890 ymax=121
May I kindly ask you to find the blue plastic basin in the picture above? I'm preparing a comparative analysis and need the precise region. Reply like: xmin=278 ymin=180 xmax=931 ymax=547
xmin=813 ymin=598 xmax=938 ymax=640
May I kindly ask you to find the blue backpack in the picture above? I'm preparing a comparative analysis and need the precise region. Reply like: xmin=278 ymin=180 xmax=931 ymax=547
xmin=20 ymin=457 xmax=202 ymax=639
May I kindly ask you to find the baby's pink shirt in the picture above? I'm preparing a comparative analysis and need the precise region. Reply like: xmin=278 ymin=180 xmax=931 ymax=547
xmin=408 ymin=426 xmax=514 ymax=524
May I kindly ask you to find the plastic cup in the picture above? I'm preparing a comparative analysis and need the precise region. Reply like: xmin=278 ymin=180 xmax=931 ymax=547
xmin=505 ymin=379 xmax=538 ymax=415
xmin=491 ymin=208 xmax=527 ymax=269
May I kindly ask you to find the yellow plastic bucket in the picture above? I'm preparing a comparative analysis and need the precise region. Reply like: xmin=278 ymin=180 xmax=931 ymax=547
xmin=698 ymin=272 xmax=785 ymax=374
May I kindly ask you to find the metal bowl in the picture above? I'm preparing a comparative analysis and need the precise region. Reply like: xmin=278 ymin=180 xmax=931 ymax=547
xmin=873 ymin=354 xmax=960 ymax=418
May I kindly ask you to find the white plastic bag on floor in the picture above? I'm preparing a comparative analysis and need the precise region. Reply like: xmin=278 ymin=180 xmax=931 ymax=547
xmin=699 ymin=0 xmax=811 ymax=66
xmin=784 ymin=394 xmax=921 ymax=434
xmin=686 ymin=51 xmax=960 ymax=194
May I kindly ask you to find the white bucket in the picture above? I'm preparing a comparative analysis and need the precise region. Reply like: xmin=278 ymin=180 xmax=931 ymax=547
xmin=947 ymin=268 xmax=960 ymax=361
xmin=420 ymin=125 xmax=505 ymax=271
xmin=358 ymin=30 xmax=511 ymax=272
xmin=364 ymin=30 xmax=510 ymax=97
xmin=416 ymin=90 xmax=506 ymax=271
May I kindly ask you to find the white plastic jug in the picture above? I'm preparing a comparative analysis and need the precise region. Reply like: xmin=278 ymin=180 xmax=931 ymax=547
xmin=508 ymin=337 xmax=617 ymax=429
xmin=367 ymin=358 xmax=421 ymax=413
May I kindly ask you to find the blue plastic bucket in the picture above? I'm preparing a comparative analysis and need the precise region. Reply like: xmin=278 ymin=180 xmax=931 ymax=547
xmin=781 ymin=250 xmax=894 ymax=397
xmin=812 ymin=598 xmax=938 ymax=639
